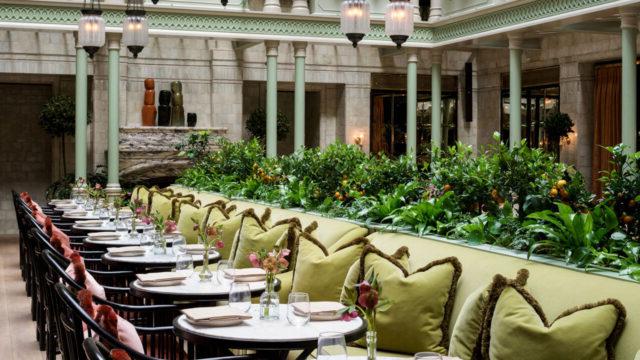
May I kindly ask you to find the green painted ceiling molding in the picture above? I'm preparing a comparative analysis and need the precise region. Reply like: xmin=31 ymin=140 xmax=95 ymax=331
xmin=0 ymin=0 xmax=623 ymax=45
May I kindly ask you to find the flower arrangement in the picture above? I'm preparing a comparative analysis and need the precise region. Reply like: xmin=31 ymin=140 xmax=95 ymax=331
xmin=145 ymin=211 xmax=176 ymax=254
xmin=192 ymin=220 xmax=224 ymax=281
xmin=248 ymin=247 xmax=290 ymax=290
xmin=128 ymin=198 xmax=146 ymax=233
xmin=340 ymin=271 xmax=392 ymax=360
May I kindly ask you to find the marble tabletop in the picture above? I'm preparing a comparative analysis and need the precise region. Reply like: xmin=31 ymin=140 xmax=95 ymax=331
xmin=84 ymin=232 xmax=175 ymax=247
xmin=73 ymin=222 xmax=153 ymax=232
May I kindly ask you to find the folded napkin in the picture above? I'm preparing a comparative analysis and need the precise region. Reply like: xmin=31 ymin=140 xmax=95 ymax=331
xmin=223 ymin=268 xmax=266 ymax=282
xmin=88 ymin=232 xmax=121 ymax=241
xmin=66 ymin=210 xmax=89 ymax=216
xmin=107 ymin=246 xmax=147 ymax=257
xmin=182 ymin=306 xmax=252 ymax=322
xmin=292 ymin=302 xmax=343 ymax=321
xmin=76 ymin=220 xmax=104 ymax=226
xmin=55 ymin=204 xmax=78 ymax=210
xmin=51 ymin=199 xmax=75 ymax=204
xmin=137 ymin=271 xmax=187 ymax=284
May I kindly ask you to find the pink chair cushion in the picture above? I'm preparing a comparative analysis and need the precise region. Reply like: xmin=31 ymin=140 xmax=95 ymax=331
xmin=66 ymin=253 xmax=106 ymax=299
xmin=95 ymin=304 xmax=144 ymax=354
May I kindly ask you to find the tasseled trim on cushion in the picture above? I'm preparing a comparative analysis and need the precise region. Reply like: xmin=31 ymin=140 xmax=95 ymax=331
xmin=70 ymin=252 xmax=87 ymax=287
xmin=44 ymin=217 xmax=53 ymax=236
xmin=110 ymin=349 xmax=132 ymax=360
xmin=95 ymin=305 xmax=119 ymax=338
xmin=77 ymin=289 xmax=95 ymax=318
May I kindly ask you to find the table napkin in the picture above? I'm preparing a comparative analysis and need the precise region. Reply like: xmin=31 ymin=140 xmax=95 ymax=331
xmin=223 ymin=268 xmax=266 ymax=282
xmin=66 ymin=210 xmax=89 ymax=217
xmin=137 ymin=271 xmax=188 ymax=283
xmin=107 ymin=246 xmax=147 ymax=257
xmin=182 ymin=306 xmax=252 ymax=322
xmin=88 ymin=232 xmax=121 ymax=240
xmin=292 ymin=301 xmax=343 ymax=320
xmin=76 ymin=220 xmax=103 ymax=226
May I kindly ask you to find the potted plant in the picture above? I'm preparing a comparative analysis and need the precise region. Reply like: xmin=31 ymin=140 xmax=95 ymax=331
xmin=245 ymin=107 xmax=290 ymax=143
xmin=541 ymin=111 xmax=574 ymax=159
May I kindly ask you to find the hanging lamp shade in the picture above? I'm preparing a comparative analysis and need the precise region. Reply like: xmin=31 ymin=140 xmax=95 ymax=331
xmin=122 ymin=1 xmax=149 ymax=58
xmin=384 ymin=0 xmax=414 ymax=48
xmin=78 ymin=6 xmax=105 ymax=58
xmin=340 ymin=0 xmax=370 ymax=48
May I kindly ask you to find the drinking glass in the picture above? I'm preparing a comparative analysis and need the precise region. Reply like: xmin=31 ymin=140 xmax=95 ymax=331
xmin=175 ymin=254 xmax=194 ymax=276
xmin=317 ymin=332 xmax=347 ymax=360
xmin=414 ymin=352 xmax=443 ymax=360
xmin=228 ymin=283 xmax=251 ymax=313
xmin=217 ymin=260 xmax=233 ymax=285
xmin=172 ymin=236 xmax=187 ymax=256
xmin=97 ymin=206 xmax=109 ymax=223
xmin=287 ymin=292 xmax=310 ymax=326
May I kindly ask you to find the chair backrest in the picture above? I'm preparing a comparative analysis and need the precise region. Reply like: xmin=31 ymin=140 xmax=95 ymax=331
xmin=82 ymin=338 xmax=109 ymax=360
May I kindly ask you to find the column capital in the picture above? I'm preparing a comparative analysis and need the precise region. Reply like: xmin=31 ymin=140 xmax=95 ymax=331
xmin=508 ymin=33 xmax=524 ymax=49
xmin=107 ymin=33 xmax=122 ymax=50
xmin=621 ymin=11 xmax=639 ymax=29
xmin=406 ymin=48 xmax=418 ymax=63
xmin=293 ymin=41 xmax=308 ymax=57
xmin=431 ymin=49 xmax=443 ymax=64
xmin=265 ymin=41 xmax=280 ymax=56
xmin=291 ymin=0 xmax=310 ymax=15
xmin=73 ymin=31 xmax=81 ymax=49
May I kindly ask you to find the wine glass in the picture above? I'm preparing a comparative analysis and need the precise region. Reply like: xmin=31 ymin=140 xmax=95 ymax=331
xmin=414 ymin=352 xmax=443 ymax=360
xmin=175 ymin=254 xmax=194 ymax=277
xmin=287 ymin=292 xmax=310 ymax=326
xmin=217 ymin=260 xmax=234 ymax=285
xmin=172 ymin=236 xmax=187 ymax=256
xmin=228 ymin=283 xmax=251 ymax=313
xmin=317 ymin=332 xmax=347 ymax=360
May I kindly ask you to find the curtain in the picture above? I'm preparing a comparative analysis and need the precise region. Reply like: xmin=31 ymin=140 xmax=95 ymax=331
xmin=591 ymin=64 xmax=622 ymax=194
xmin=371 ymin=96 xmax=387 ymax=154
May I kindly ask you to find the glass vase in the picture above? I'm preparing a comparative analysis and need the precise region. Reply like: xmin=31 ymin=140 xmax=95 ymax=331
xmin=366 ymin=330 xmax=377 ymax=360
xmin=259 ymin=275 xmax=279 ymax=320
xmin=153 ymin=232 xmax=167 ymax=255
xmin=199 ymin=249 xmax=213 ymax=282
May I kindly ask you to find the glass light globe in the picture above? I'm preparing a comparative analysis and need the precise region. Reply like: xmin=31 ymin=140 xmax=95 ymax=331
xmin=385 ymin=0 xmax=414 ymax=48
xmin=78 ymin=10 xmax=105 ymax=58
xmin=340 ymin=0 xmax=370 ymax=48
xmin=122 ymin=11 xmax=149 ymax=58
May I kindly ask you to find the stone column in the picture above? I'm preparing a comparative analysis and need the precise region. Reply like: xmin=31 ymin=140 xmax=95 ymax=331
xmin=291 ymin=0 xmax=309 ymax=15
xmin=411 ymin=0 xmax=421 ymax=21
xmin=406 ymin=48 xmax=418 ymax=159
xmin=265 ymin=41 xmax=279 ymax=158
xmin=293 ymin=42 xmax=307 ymax=150
xmin=621 ymin=12 xmax=638 ymax=153
xmin=428 ymin=0 xmax=442 ymax=22
xmin=211 ymin=42 xmax=243 ymax=141
xmin=106 ymin=34 xmax=122 ymax=198
xmin=74 ymin=36 xmax=88 ymax=182
xmin=263 ymin=0 xmax=281 ymax=13
xmin=508 ymin=34 xmax=523 ymax=149
xmin=431 ymin=49 xmax=442 ymax=150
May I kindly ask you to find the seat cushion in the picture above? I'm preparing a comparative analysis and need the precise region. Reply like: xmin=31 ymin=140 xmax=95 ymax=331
xmin=292 ymin=233 xmax=369 ymax=302
xmin=448 ymin=269 xmax=529 ymax=360
xmin=66 ymin=253 xmax=106 ymax=299
xmin=480 ymin=274 xmax=626 ymax=360
xmin=176 ymin=201 xmax=226 ymax=244
xmin=276 ymin=271 xmax=294 ymax=303
xmin=148 ymin=192 xmax=194 ymax=221
xmin=203 ymin=206 xmax=269 ymax=259
xmin=341 ymin=244 xmax=462 ymax=355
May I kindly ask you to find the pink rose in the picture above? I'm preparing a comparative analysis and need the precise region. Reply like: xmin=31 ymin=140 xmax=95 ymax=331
xmin=357 ymin=281 xmax=378 ymax=310
xmin=280 ymin=248 xmax=291 ymax=258
xmin=248 ymin=253 xmax=260 ymax=268
xmin=278 ymin=257 xmax=289 ymax=269
xmin=215 ymin=240 xmax=225 ymax=250
xmin=141 ymin=216 xmax=152 ymax=225
xmin=341 ymin=312 xmax=352 ymax=322
xmin=164 ymin=220 xmax=177 ymax=233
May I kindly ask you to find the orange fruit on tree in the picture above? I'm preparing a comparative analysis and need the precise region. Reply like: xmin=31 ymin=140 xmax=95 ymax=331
xmin=557 ymin=179 xmax=567 ymax=188
xmin=622 ymin=215 xmax=634 ymax=224
xmin=443 ymin=184 xmax=453 ymax=192
xmin=549 ymin=188 xmax=558 ymax=197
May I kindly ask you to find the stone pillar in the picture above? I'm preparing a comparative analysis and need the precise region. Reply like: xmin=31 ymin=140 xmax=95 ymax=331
xmin=74 ymin=36 xmax=88 ymax=182
xmin=428 ymin=0 xmax=442 ymax=22
xmin=411 ymin=0 xmax=421 ymax=21
xmin=559 ymin=62 xmax=594 ymax=188
xmin=508 ymin=34 xmax=523 ymax=149
xmin=293 ymin=42 xmax=307 ymax=150
xmin=211 ymin=42 xmax=243 ymax=141
xmin=406 ymin=48 xmax=418 ymax=159
xmin=344 ymin=73 xmax=371 ymax=152
xmin=291 ymin=0 xmax=309 ymax=15
xmin=263 ymin=0 xmax=281 ymax=13
xmin=431 ymin=49 xmax=442 ymax=150
xmin=106 ymin=34 xmax=122 ymax=198
xmin=621 ymin=12 xmax=638 ymax=153
xmin=265 ymin=41 xmax=279 ymax=158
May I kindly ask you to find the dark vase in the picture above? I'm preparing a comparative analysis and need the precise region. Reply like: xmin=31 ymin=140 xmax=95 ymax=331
xmin=187 ymin=113 xmax=197 ymax=127
xmin=157 ymin=90 xmax=172 ymax=126
xmin=170 ymin=81 xmax=185 ymax=126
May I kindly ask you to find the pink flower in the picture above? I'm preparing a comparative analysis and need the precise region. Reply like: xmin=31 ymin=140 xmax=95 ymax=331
xmin=206 ymin=226 xmax=219 ymax=238
xmin=279 ymin=248 xmax=291 ymax=258
xmin=141 ymin=216 xmax=152 ymax=225
xmin=164 ymin=220 xmax=177 ymax=233
xmin=341 ymin=311 xmax=359 ymax=322
xmin=357 ymin=281 xmax=378 ymax=310
xmin=215 ymin=240 xmax=225 ymax=250
xmin=135 ymin=206 xmax=145 ymax=216
xmin=278 ymin=257 xmax=289 ymax=269
xmin=248 ymin=253 xmax=260 ymax=268
xmin=95 ymin=183 xmax=102 ymax=190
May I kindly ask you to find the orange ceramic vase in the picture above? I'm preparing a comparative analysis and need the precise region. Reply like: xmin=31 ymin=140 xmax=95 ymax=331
xmin=141 ymin=78 xmax=157 ymax=126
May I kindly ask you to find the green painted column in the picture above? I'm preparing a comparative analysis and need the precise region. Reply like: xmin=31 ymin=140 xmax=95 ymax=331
xmin=621 ymin=13 xmax=638 ymax=154
xmin=509 ymin=35 xmax=523 ymax=149
xmin=106 ymin=34 xmax=122 ymax=198
xmin=431 ymin=50 xmax=442 ymax=151
xmin=406 ymin=49 xmax=418 ymax=159
xmin=74 ymin=42 xmax=88 ymax=182
xmin=293 ymin=42 xmax=307 ymax=150
xmin=265 ymin=41 xmax=279 ymax=158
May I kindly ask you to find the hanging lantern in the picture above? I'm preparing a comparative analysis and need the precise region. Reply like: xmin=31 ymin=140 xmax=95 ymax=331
xmin=221 ymin=0 xmax=229 ymax=7
xmin=340 ymin=0 xmax=370 ymax=48
xmin=123 ymin=0 xmax=149 ymax=58
xmin=78 ymin=0 xmax=105 ymax=58
xmin=385 ymin=0 xmax=414 ymax=48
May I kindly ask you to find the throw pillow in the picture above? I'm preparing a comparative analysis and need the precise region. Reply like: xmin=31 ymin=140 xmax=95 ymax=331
xmin=177 ymin=201 xmax=228 ymax=244
xmin=148 ymin=192 xmax=194 ymax=220
xmin=202 ymin=204 xmax=252 ymax=259
xmin=67 ymin=252 xmax=106 ymax=299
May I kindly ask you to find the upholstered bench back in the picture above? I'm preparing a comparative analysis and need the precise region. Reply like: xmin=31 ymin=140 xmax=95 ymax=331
xmin=367 ymin=231 xmax=640 ymax=360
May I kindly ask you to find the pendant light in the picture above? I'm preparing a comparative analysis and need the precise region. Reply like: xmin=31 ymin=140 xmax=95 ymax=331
xmin=78 ymin=0 xmax=105 ymax=58
xmin=385 ymin=0 xmax=414 ymax=48
xmin=340 ymin=0 xmax=370 ymax=48
xmin=123 ymin=0 xmax=149 ymax=58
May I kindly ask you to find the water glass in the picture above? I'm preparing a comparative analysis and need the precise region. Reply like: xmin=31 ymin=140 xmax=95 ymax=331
xmin=287 ymin=292 xmax=310 ymax=326
xmin=176 ymin=254 xmax=194 ymax=276
xmin=97 ymin=206 xmax=110 ymax=222
xmin=172 ymin=236 xmax=187 ymax=256
xmin=228 ymin=283 xmax=251 ymax=313
xmin=317 ymin=332 xmax=347 ymax=360
xmin=217 ymin=260 xmax=233 ymax=285
xmin=414 ymin=352 xmax=443 ymax=360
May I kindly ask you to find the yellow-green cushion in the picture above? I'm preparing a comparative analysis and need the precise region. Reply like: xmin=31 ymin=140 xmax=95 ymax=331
xmin=276 ymin=271 xmax=294 ymax=303
xmin=133 ymin=185 xmax=174 ymax=209
xmin=201 ymin=205 xmax=239 ymax=258
xmin=448 ymin=269 xmax=529 ymax=360
xmin=340 ymin=245 xmax=462 ymax=355
xmin=148 ymin=192 xmax=194 ymax=220
xmin=229 ymin=209 xmax=300 ymax=270
xmin=176 ymin=202 xmax=226 ymax=244
xmin=481 ymin=275 xmax=626 ymax=360
xmin=292 ymin=233 xmax=368 ymax=302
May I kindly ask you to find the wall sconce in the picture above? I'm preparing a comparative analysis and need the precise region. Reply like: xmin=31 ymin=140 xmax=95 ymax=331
xmin=354 ymin=133 xmax=364 ymax=150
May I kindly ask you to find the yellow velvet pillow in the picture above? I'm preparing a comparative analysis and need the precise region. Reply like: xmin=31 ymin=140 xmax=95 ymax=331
xmin=480 ymin=274 xmax=626 ymax=360
xmin=201 ymin=204 xmax=241 ymax=259
xmin=340 ymin=245 xmax=462 ymax=355
xmin=176 ymin=202 xmax=226 ymax=244
xmin=148 ymin=191 xmax=194 ymax=220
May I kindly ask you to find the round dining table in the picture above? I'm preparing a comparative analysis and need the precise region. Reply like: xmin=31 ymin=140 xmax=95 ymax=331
xmin=83 ymin=232 xmax=177 ymax=249
xmin=72 ymin=222 xmax=153 ymax=233
xmin=173 ymin=304 xmax=367 ymax=360
xmin=130 ymin=273 xmax=278 ymax=302
xmin=101 ymin=249 xmax=217 ymax=271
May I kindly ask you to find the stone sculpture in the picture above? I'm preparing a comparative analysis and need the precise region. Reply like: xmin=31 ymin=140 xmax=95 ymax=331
xmin=170 ymin=81 xmax=185 ymax=126
xmin=141 ymin=78 xmax=157 ymax=126
xmin=157 ymin=90 xmax=172 ymax=126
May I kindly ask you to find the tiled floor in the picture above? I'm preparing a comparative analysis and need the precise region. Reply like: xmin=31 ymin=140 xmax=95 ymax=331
xmin=0 ymin=235 xmax=45 ymax=360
